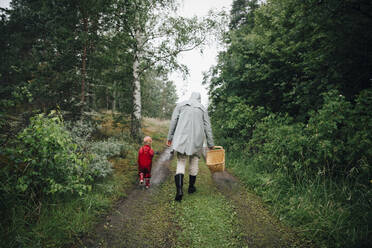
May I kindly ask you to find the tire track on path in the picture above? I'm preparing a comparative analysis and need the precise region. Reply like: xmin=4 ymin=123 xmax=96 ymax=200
xmin=80 ymin=148 xmax=175 ymax=248
xmin=204 ymin=150 xmax=313 ymax=247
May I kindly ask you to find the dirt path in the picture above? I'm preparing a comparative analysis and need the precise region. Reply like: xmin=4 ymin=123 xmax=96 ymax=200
xmin=212 ymin=171 xmax=311 ymax=248
xmin=77 ymin=144 xmax=310 ymax=248
xmin=80 ymin=148 xmax=176 ymax=248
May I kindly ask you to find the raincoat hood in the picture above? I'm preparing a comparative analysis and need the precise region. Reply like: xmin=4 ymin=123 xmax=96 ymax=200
xmin=190 ymin=92 xmax=201 ymax=103
xmin=178 ymin=92 xmax=204 ymax=111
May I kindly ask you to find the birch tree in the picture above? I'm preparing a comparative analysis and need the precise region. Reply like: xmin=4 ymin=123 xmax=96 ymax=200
xmin=125 ymin=0 xmax=219 ymax=139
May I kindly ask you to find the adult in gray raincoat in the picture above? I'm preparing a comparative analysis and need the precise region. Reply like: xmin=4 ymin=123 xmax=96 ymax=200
xmin=167 ymin=92 xmax=214 ymax=201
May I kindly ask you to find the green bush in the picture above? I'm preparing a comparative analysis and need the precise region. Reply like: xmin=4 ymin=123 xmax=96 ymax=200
xmin=345 ymin=89 xmax=372 ymax=181
xmin=210 ymin=96 xmax=267 ymax=151
xmin=248 ymin=113 xmax=308 ymax=177
xmin=3 ymin=112 xmax=90 ymax=198
xmin=66 ymin=119 xmax=127 ymax=178
xmin=87 ymin=138 xmax=124 ymax=178
xmin=246 ymin=90 xmax=371 ymax=181
xmin=306 ymin=90 xmax=353 ymax=176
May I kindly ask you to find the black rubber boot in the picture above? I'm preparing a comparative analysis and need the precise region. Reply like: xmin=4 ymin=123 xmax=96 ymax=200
xmin=175 ymin=174 xmax=184 ymax=202
xmin=188 ymin=175 xmax=196 ymax=194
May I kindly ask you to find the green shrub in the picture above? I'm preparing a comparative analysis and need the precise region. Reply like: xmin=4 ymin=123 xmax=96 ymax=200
xmin=65 ymin=118 xmax=96 ymax=145
xmin=247 ymin=112 xmax=307 ymax=176
xmin=66 ymin=119 xmax=127 ymax=178
xmin=345 ymin=89 xmax=372 ymax=182
xmin=306 ymin=90 xmax=353 ymax=176
xmin=87 ymin=138 xmax=125 ymax=178
xmin=4 ymin=112 xmax=90 ymax=198
xmin=245 ymin=89 xmax=371 ymax=182
xmin=210 ymin=96 xmax=267 ymax=151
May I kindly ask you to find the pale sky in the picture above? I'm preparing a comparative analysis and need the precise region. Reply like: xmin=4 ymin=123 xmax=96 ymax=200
xmin=0 ymin=0 xmax=9 ymax=8
xmin=172 ymin=0 xmax=232 ymax=106
xmin=0 ymin=0 xmax=233 ymax=106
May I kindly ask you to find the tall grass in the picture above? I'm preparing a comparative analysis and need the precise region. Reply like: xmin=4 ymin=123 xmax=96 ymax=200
xmin=1 ymin=162 xmax=138 ymax=248
xmin=227 ymin=152 xmax=371 ymax=248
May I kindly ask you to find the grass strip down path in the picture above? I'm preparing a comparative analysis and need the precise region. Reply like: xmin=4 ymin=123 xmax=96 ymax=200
xmin=171 ymin=159 xmax=242 ymax=248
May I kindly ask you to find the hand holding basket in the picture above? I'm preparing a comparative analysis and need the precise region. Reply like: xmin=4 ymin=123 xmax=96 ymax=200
xmin=206 ymin=146 xmax=225 ymax=172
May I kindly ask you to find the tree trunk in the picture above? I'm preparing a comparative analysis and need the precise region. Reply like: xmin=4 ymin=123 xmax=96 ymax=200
xmin=161 ymin=84 xmax=166 ymax=119
xmin=112 ymin=81 xmax=117 ymax=113
xmin=92 ymin=86 xmax=96 ymax=110
xmin=81 ymin=44 xmax=87 ymax=103
xmin=130 ymin=28 xmax=143 ymax=141
xmin=81 ymin=16 xmax=88 ymax=104
xmin=106 ymin=88 xmax=109 ymax=111
xmin=131 ymin=53 xmax=142 ymax=140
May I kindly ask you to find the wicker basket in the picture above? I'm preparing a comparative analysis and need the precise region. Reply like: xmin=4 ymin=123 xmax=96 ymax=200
xmin=206 ymin=146 xmax=225 ymax=172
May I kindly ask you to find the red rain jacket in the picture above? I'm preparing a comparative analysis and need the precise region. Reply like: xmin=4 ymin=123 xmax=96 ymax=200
xmin=137 ymin=145 xmax=154 ymax=170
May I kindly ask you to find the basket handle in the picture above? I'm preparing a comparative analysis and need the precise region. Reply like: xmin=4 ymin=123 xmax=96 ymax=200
xmin=212 ymin=146 xmax=223 ymax=150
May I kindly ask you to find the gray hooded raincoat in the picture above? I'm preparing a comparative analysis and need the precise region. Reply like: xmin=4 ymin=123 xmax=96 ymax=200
xmin=167 ymin=92 xmax=214 ymax=156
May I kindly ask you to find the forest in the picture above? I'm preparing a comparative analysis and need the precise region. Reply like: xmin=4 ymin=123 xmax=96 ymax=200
xmin=0 ymin=0 xmax=196 ymax=246
xmin=207 ymin=0 xmax=371 ymax=247
xmin=0 ymin=0 xmax=371 ymax=247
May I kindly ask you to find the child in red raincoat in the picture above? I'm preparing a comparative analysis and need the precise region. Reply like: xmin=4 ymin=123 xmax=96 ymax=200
xmin=138 ymin=136 xmax=154 ymax=189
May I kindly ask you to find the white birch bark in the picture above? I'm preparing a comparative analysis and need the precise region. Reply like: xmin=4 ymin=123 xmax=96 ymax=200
xmin=132 ymin=56 xmax=141 ymax=121
xmin=131 ymin=29 xmax=143 ymax=138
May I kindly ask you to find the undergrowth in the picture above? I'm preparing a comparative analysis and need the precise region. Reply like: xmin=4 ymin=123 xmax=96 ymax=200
xmin=0 ymin=113 xmax=138 ymax=248
xmin=227 ymin=153 xmax=371 ymax=248
xmin=212 ymin=89 xmax=372 ymax=248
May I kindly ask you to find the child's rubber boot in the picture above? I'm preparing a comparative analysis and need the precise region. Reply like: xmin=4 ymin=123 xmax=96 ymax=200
xmin=145 ymin=178 xmax=150 ymax=189
xmin=175 ymin=174 xmax=184 ymax=202
xmin=139 ymin=173 xmax=144 ymax=185
xmin=188 ymin=175 xmax=196 ymax=194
